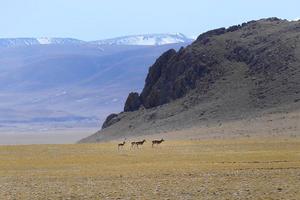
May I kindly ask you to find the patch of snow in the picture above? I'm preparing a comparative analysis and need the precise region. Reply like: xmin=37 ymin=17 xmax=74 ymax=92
xmin=288 ymin=18 xmax=300 ymax=22
xmin=190 ymin=35 xmax=198 ymax=40
xmin=37 ymin=37 xmax=52 ymax=44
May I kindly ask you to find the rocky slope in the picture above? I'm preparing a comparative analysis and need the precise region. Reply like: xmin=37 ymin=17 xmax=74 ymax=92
xmin=80 ymin=18 xmax=300 ymax=143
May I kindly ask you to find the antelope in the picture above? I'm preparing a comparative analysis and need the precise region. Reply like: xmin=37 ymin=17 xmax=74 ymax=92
xmin=152 ymin=138 xmax=165 ymax=147
xmin=135 ymin=139 xmax=146 ymax=148
xmin=131 ymin=141 xmax=137 ymax=148
xmin=118 ymin=139 xmax=126 ymax=150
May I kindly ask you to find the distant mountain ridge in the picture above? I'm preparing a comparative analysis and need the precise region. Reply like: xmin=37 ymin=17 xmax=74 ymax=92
xmin=0 ymin=33 xmax=193 ymax=48
xmin=91 ymin=33 xmax=194 ymax=46
xmin=0 ymin=38 xmax=84 ymax=48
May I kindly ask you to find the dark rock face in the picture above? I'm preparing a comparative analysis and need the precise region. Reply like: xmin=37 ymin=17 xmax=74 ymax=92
xmin=227 ymin=25 xmax=242 ymax=32
xmin=196 ymin=27 xmax=226 ymax=42
xmin=138 ymin=37 xmax=225 ymax=109
xmin=139 ymin=49 xmax=177 ymax=108
xmin=124 ymin=92 xmax=142 ymax=112
xmin=102 ymin=113 xmax=119 ymax=129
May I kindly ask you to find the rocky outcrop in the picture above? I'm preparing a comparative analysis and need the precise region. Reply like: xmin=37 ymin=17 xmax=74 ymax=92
xmin=196 ymin=27 xmax=226 ymax=43
xmin=139 ymin=46 xmax=220 ymax=108
xmin=101 ymin=113 xmax=119 ymax=129
xmin=124 ymin=92 xmax=141 ymax=112
xmin=139 ymin=49 xmax=177 ymax=108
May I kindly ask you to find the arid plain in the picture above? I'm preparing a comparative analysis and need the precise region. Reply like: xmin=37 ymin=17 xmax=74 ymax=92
xmin=0 ymin=137 xmax=299 ymax=199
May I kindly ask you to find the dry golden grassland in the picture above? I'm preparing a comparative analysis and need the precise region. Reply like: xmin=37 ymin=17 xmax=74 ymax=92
xmin=0 ymin=137 xmax=300 ymax=199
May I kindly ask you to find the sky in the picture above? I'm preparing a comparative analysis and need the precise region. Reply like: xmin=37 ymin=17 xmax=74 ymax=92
xmin=0 ymin=0 xmax=299 ymax=41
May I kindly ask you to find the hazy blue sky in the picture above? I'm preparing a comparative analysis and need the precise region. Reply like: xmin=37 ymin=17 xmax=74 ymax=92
xmin=1 ymin=0 xmax=299 ymax=40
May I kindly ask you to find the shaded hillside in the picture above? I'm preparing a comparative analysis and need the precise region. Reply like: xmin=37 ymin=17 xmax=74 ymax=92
xmin=80 ymin=18 xmax=300 ymax=143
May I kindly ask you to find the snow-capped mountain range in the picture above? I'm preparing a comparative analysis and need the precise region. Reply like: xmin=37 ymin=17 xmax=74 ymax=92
xmin=0 ymin=33 xmax=193 ymax=48
xmin=0 ymin=38 xmax=84 ymax=48
xmin=91 ymin=33 xmax=194 ymax=46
